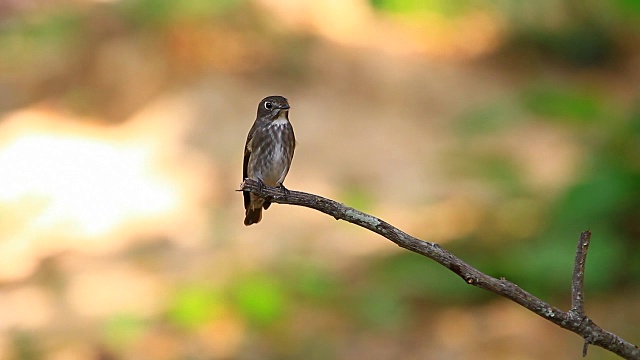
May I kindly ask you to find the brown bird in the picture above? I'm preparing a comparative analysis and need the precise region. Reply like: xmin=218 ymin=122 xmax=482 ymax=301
xmin=243 ymin=96 xmax=296 ymax=226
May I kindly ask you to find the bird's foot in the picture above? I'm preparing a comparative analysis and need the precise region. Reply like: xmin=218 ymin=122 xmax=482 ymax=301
xmin=257 ymin=179 xmax=266 ymax=195
xmin=278 ymin=183 xmax=291 ymax=196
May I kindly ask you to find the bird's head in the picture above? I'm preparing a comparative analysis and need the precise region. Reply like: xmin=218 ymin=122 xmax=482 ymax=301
xmin=257 ymin=95 xmax=290 ymax=121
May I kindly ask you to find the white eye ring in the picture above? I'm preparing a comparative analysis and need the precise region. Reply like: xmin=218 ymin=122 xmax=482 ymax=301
xmin=264 ymin=102 xmax=273 ymax=110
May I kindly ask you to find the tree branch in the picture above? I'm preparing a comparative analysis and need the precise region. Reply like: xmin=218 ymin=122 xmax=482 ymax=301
xmin=241 ymin=179 xmax=640 ymax=359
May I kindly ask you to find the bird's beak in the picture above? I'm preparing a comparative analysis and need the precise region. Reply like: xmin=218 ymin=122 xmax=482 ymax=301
xmin=274 ymin=106 xmax=289 ymax=118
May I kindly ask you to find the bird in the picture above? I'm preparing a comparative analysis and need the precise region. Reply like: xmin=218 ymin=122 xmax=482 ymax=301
xmin=243 ymin=95 xmax=296 ymax=226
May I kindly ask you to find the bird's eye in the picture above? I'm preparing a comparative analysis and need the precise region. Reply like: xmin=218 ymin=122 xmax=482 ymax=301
xmin=264 ymin=102 xmax=273 ymax=110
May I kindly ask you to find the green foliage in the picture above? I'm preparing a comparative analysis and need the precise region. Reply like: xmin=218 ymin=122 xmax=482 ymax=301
xmin=522 ymin=85 xmax=607 ymax=124
xmin=291 ymin=264 xmax=339 ymax=302
xmin=535 ymin=102 xmax=640 ymax=293
xmin=355 ymin=287 xmax=408 ymax=330
xmin=103 ymin=314 xmax=147 ymax=348
xmin=501 ymin=234 xmax=576 ymax=296
xmin=344 ymin=252 xmax=491 ymax=330
xmin=116 ymin=0 xmax=241 ymax=27
xmin=371 ymin=253 xmax=484 ymax=303
xmin=232 ymin=274 xmax=287 ymax=327
xmin=537 ymin=139 xmax=638 ymax=294
xmin=12 ymin=332 xmax=40 ymax=360
xmin=448 ymin=151 xmax=526 ymax=196
xmin=0 ymin=9 xmax=82 ymax=67
xmin=455 ymin=101 xmax=521 ymax=137
xmin=369 ymin=0 xmax=475 ymax=17
xmin=582 ymin=230 xmax=627 ymax=290
xmin=552 ymin=169 xmax=633 ymax=229
xmin=502 ymin=227 xmax=627 ymax=297
xmin=481 ymin=155 xmax=526 ymax=195
xmin=166 ymin=285 xmax=223 ymax=330
xmin=339 ymin=185 xmax=375 ymax=213
xmin=453 ymin=78 xmax=640 ymax=298
xmin=514 ymin=26 xmax=614 ymax=66
xmin=615 ymin=0 xmax=640 ymax=16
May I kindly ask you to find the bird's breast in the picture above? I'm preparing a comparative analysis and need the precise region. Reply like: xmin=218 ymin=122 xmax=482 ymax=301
xmin=248 ymin=122 xmax=295 ymax=186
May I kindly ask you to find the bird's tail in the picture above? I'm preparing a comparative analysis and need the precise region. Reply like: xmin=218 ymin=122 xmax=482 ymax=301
xmin=244 ymin=207 xmax=262 ymax=226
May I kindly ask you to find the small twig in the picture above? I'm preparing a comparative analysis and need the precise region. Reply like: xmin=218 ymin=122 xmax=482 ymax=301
xmin=571 ymin=231 xmax=592 ymax=356
xmin=240 ymin=179 xmax=640 ymax=359
xmin=572 ymin=231 xmax=591 ymax=315
xmin=584 ymin=341 xmax=590 ymax=357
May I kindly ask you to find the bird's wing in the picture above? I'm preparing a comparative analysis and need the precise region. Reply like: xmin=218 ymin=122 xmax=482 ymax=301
xmin=243 ymin=125 xmax=255 ymax=210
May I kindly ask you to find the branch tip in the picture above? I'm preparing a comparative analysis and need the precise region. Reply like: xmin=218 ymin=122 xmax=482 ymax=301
xmin=583 ymin=341 xmax=589 ymax=357
xmin=571 ymin=231 xmax=591 ymax=316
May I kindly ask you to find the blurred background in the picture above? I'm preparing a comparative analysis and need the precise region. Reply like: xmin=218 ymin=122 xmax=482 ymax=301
xmin=0 ymin=0 xmax=639 ymax=359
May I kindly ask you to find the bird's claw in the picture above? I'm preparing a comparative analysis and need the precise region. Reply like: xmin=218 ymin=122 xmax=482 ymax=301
xmin=249 ymin=179 xmax=288 ymax=199
xmin=278 ymin=183 xmax=291 ymax=196
xmin=257 ymin=179 xmax=266 ymax=195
